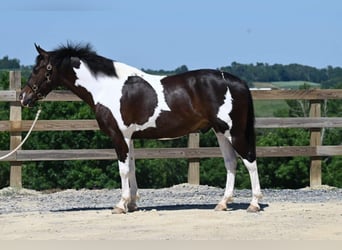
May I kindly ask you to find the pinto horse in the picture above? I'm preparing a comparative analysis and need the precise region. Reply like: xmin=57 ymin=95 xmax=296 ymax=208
xmin=20 ymin=43 xmax=262 ymax=213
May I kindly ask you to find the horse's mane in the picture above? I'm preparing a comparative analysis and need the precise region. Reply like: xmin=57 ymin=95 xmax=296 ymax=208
xmin=50 ymin=42 xmax=117 ymax=77
xmin=52 ymin=42 xmax=95 ymax=60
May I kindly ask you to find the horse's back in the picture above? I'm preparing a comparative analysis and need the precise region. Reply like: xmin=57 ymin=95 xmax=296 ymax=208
xmin=162 ymin=69 xmax=248 ymax=97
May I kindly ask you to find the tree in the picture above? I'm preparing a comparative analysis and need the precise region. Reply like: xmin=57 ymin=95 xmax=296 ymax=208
xmin=0 ymin=71 xmax=10 ymax=188
xmin=142 ymin=65 xmax=188 ymax=75
xmin=0 ymin=56 xmax=20 ymax=69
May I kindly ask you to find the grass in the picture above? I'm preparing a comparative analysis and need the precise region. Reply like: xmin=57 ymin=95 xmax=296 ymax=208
xmin=253 ymin=81 xmax=321 ymax=89
xmin=252 ymin=80 xmax=321 ymax=117
xmin=254 ymin=100 xmax=289 ymax=117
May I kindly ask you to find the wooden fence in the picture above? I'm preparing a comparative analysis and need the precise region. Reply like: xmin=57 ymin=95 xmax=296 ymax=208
xmin=1 ymin=71 xmax=342 ymax=188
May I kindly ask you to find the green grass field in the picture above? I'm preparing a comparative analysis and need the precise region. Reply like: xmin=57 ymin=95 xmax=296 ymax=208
xmin=252 ymin=81 xmax=321 ymax=117
xmin=253 ymin=81 xmax=321 ymax=89
xmin=254 ymin=100 xmax=289 ymax=117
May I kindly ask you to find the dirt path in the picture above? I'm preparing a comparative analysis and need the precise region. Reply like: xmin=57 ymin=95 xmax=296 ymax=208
xmin=1 ymin=202 xmax=341 ymax=240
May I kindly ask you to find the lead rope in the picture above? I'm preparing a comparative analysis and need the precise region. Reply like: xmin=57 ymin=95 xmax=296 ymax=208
xmin=0 ymin=108 xmax=42 ymax=160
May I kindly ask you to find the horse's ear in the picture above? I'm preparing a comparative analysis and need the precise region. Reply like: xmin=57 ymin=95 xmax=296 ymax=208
xmin=34 ymin=43 xmax=48 ymax=56
xmin=70 ymin=56 xmax=81 ymax=68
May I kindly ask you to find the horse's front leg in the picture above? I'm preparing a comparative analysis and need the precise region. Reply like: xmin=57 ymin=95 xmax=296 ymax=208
xmin=94 ymin=104 xmax=133 ymax=214
xmin=112 ymin=138 xmax=139 ymax=214
xmin=112 ymin=157 xmax=131 ymax=214
xmin=127 ymin=139 xmax=139 ymax=212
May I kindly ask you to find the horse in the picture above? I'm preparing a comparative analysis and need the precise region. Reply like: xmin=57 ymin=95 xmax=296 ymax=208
xmin=19 ymin=43 xmax=262 ymax=214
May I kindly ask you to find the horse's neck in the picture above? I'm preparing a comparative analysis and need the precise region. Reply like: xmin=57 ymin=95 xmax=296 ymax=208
xmin=68 ymin=81 xmax=95 ymax=107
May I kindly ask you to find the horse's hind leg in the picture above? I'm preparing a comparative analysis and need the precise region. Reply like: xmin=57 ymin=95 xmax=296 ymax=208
xmin=242 ymin=158 xmax=262 ymax=212
xmin=232 ymin=136 xmax=262 ymax=212
xmin=216 ymin=131 xmax=262 ymax=212
xmin=214 ymin=132 xmax=237 ymax=211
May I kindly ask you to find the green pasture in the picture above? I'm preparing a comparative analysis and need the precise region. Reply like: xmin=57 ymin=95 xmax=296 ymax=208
xmin=253 ymin=81 xmax=321 ymax=89
xmin=252 ymin=81 xmax=321 ymax=117
xmin=254 ymin=100 xmax=289 ymax=117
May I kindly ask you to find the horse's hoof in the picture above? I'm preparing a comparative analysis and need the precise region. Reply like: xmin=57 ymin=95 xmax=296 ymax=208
xmin=127 ymin=203 xmax=138 ymax=212
xmin=214 ymin=204 xmax=227 ymax=211
xmin=247 ymin=204 xmax=260 ymax=213
xmin=111 ymin=207 xmax=126 ymax=214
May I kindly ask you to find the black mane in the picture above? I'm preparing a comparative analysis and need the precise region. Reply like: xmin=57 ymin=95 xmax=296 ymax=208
xmin=50 ymin=42 xmax=117 ymax=77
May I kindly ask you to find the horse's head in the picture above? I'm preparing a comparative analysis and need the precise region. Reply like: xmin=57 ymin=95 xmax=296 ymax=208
xmin=19 ymin=44 xmax=58 ymax=107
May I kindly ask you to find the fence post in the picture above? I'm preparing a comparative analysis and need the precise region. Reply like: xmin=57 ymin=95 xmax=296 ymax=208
xmin=309 ymin=100 xmax=322 ymax=187
xmin=187 ymin=133 xmax=200 ymax=184
xmin=9 ymin=71 xmax=22 ymax=188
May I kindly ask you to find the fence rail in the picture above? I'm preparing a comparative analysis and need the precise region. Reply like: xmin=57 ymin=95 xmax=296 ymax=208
xmin=2 ymin=117 xmax=342 ymax=132
xmin=1 ymin=146 xmax=341 ymax=162
xmin=3 ymin=88 xmax=342 ymax=102
xmin=1 ymin=71 xmax=342 ymax=188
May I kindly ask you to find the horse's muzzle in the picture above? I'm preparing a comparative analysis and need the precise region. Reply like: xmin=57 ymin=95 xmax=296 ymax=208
xmin=19 ymin=91 xmax=37 ymax=108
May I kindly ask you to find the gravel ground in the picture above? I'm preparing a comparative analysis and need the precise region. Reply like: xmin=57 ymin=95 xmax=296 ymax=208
xmin=1 ymin=184 xmax=342 ymax=240
xmin=0 ymin=184 xmax=341 ymax=214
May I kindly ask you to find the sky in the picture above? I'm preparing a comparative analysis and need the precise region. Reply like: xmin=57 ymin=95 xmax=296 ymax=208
xmin=0 ymin=0 xmax=341 ymax=70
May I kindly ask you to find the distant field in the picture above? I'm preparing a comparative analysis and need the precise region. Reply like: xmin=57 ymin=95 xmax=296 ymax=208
xmin=252 ymin=81 xmax=321 ymax=117
xmin=254 ymin=100 xmax=289 ymax=117
xmin=253 ymin=81 xmax=321 ymax=89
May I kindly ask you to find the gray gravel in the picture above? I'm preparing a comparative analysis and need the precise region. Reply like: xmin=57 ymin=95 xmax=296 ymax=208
xmin=0 ymin=184 xmax=341 ymax=214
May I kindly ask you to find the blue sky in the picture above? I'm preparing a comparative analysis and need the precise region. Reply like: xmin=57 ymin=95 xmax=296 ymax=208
xmin=1 ymin=0 xmax=341 ymax=70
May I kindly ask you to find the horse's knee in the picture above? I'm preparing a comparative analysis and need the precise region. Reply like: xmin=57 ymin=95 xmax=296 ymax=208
xmin=119 ymin=163 xmax=130 ymax=179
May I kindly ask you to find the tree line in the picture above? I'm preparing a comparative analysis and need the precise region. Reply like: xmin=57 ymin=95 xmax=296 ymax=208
xmin=0 ymin=56 xmax=20 ymax=70
xmin=0 ymin=58 xmax=341 ymax=190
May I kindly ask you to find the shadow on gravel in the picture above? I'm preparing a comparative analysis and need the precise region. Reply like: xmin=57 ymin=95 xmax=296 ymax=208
xmin=50 ymin=203 xmax=269 ymax=213
xmin=140 ymin=203 xmax=269 ymax=211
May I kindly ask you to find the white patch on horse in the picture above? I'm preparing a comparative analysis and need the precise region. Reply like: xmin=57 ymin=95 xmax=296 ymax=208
xmin=73 ymin=61 xmax=170 ymax=137
xmin=217 ymin=86 xmax=233 ymax=135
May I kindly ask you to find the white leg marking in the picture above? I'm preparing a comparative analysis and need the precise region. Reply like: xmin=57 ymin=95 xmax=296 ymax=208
xmin=117 ymin=157 xmax=130 ymax=212
xmin=115 ymin=138 xmax=140 ymax=212
xmin=242 ymin=159 xmax=262 ymax=209
xmin=215 ymin=132 xmax=237 ymax=209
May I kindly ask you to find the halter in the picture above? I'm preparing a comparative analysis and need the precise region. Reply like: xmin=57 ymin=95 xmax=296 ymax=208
xmin=27 ymin=63 xmax=53 ymax=100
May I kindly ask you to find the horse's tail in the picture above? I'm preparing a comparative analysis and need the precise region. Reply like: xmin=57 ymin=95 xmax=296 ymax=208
xmin=245 ymin=88 xmax=257 ymax=162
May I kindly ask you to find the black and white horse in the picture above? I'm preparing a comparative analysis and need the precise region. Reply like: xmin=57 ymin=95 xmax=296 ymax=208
xmin=20 ymin=43 xmax=262 ymax=213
